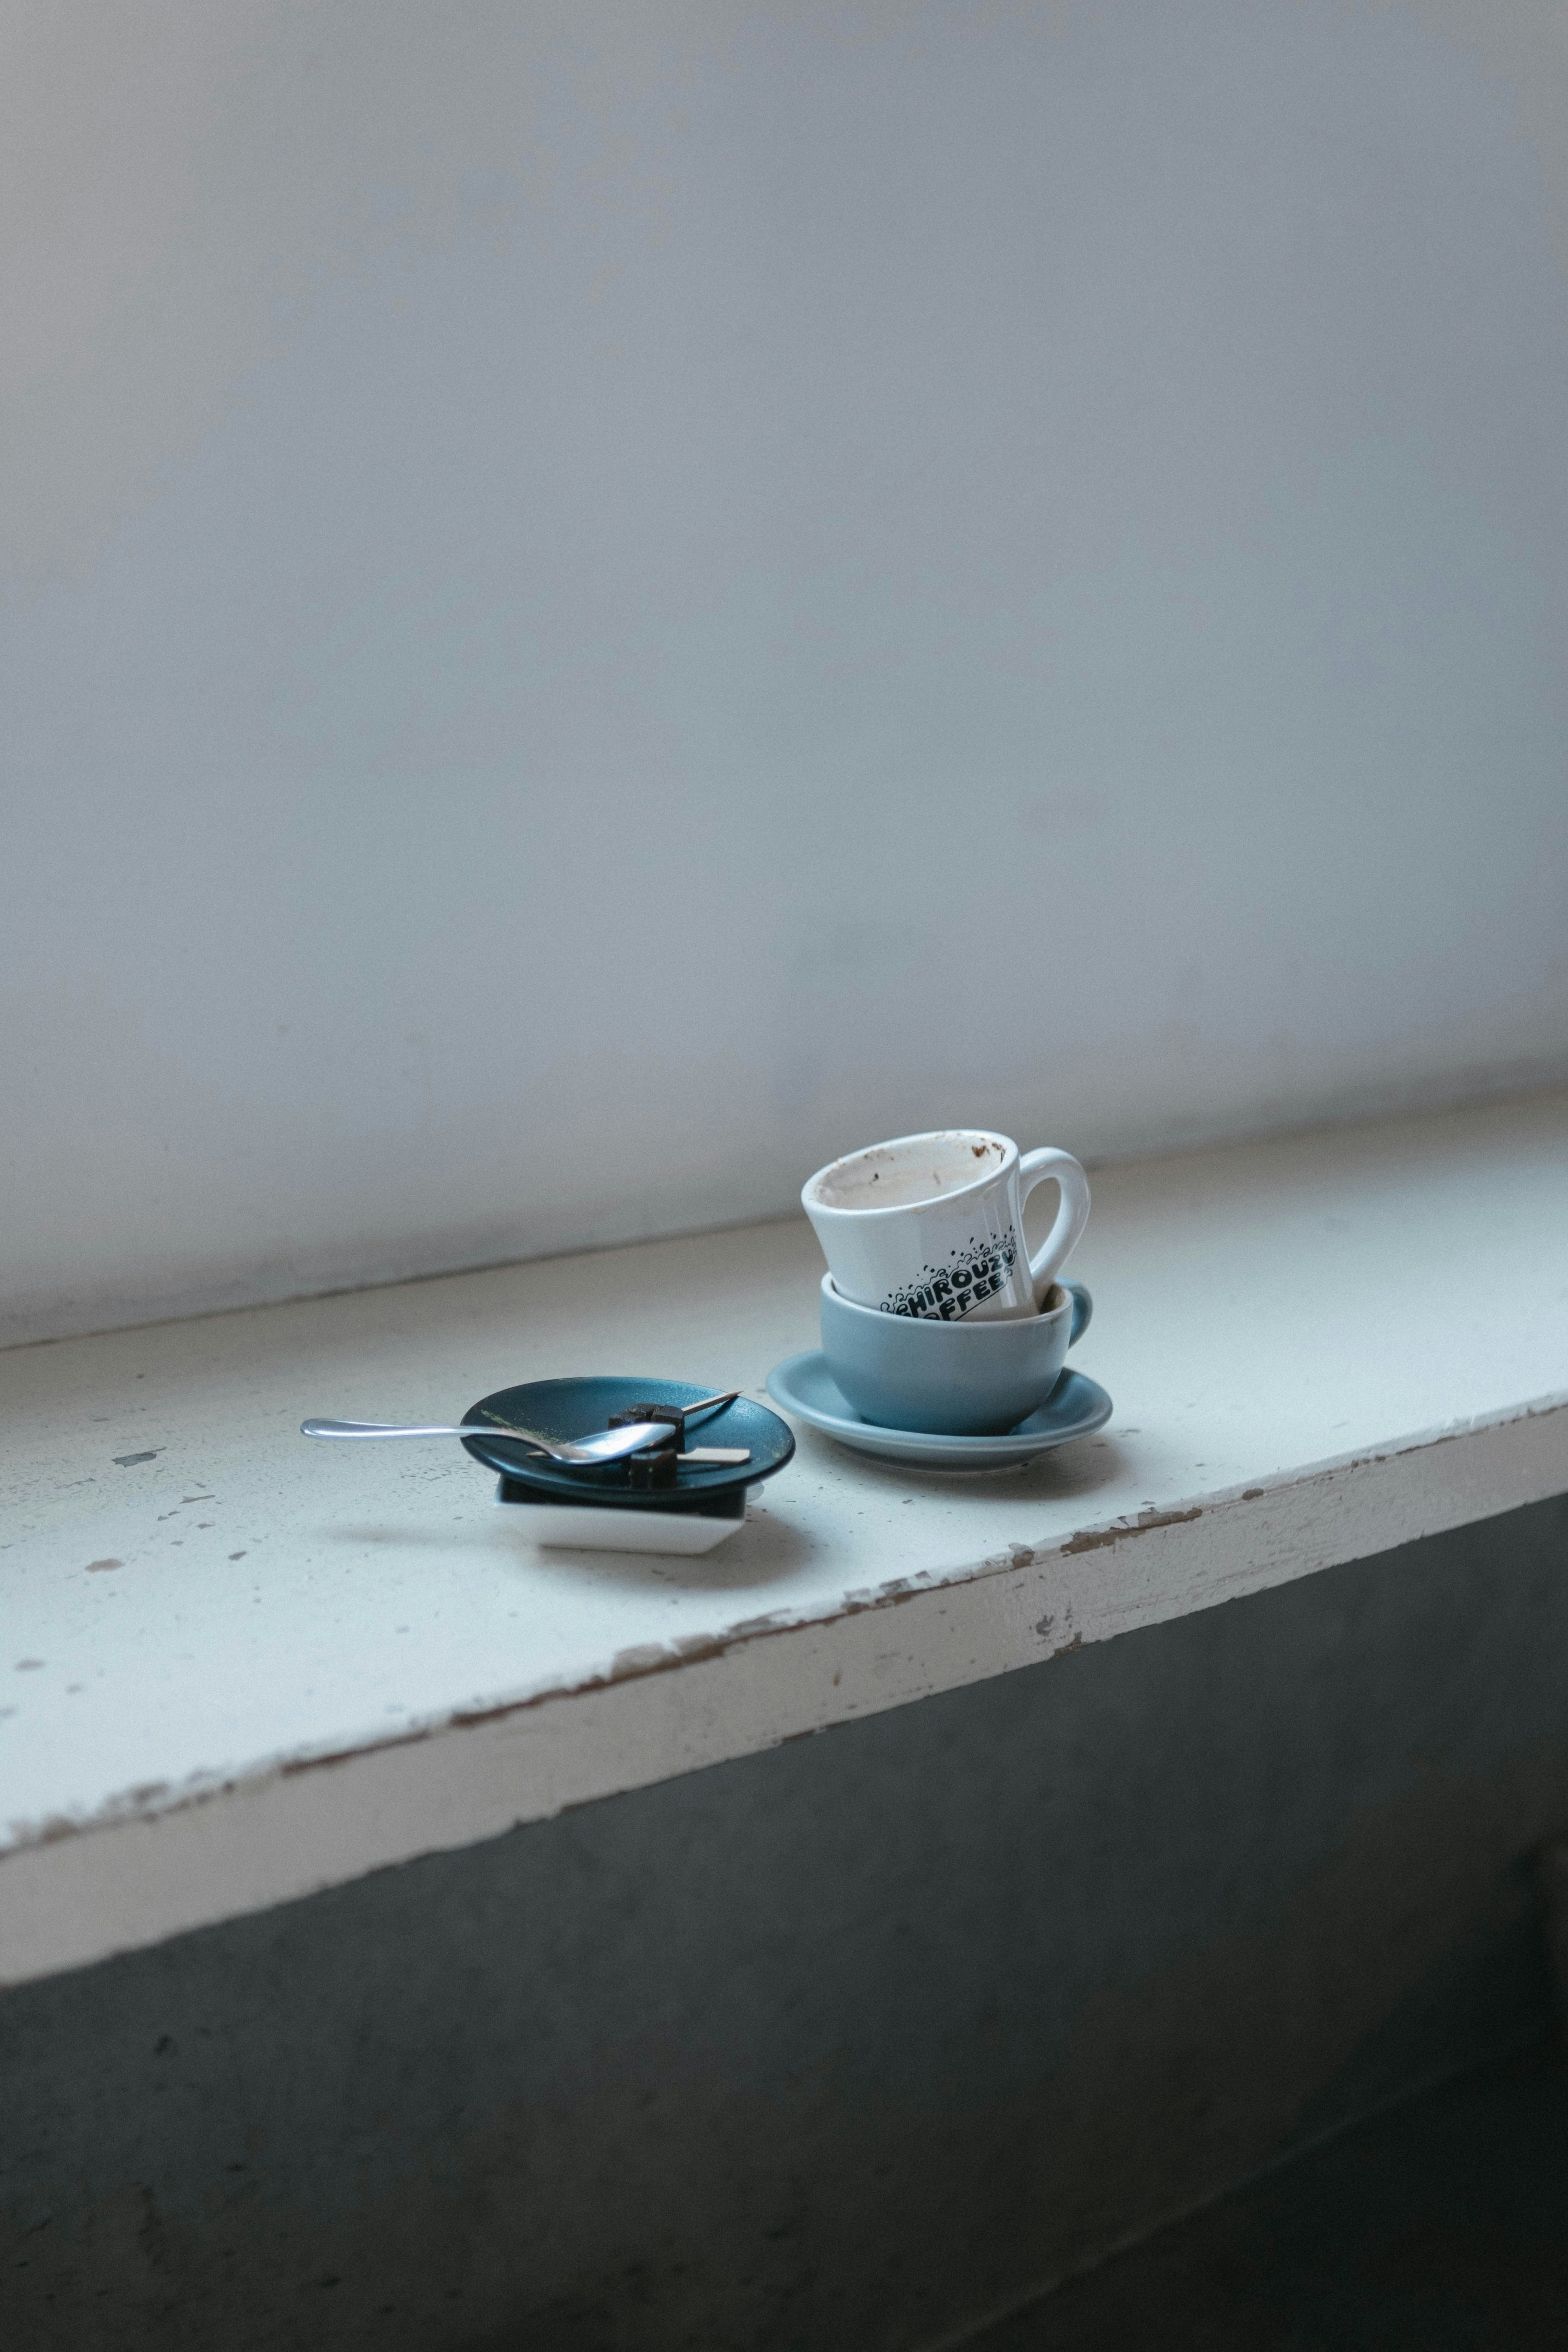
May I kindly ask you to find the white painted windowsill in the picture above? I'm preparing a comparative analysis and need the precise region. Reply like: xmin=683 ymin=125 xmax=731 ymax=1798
xmin=3 ymin=1090 xmax=1567 ymax=1988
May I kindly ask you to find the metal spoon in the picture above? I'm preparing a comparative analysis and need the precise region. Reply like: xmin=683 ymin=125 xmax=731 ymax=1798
xmin=300 ymin=1417 xmax=680 ymax=1464
xmin=300 ymin=1390 xmax=739 ymax=1467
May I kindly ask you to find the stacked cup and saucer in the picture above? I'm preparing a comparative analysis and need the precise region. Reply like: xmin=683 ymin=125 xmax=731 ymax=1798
xmin=767 ymin=1129 xmax=1111 ymax=1469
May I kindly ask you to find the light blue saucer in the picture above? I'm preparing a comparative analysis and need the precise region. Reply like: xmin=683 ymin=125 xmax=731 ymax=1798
xmin=766 ymin=1353 xmax=1113 ymax=1470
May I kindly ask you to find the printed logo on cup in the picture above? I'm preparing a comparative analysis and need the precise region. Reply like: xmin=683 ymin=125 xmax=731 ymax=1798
xmin=881 ymin=1229 xmax=1020 ymax=1319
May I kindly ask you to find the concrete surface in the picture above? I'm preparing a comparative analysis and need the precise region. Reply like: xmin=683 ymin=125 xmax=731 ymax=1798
xmin=3 ymin=1493 xmax=1566 ymax=2348
xmin=969 ymin=2045 xmax=1568 ymax=2350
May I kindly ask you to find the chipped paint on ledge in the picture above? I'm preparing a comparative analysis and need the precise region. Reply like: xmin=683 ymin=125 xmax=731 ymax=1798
xmin=7 ymin=1402 xmax=1567 ymax=1881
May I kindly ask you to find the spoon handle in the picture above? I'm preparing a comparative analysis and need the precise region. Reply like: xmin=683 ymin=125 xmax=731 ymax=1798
xmin=301 ymin=1419 xmax=549 ymax=1443
xmin=301 ymin=1392 xmax=742 ymax=1456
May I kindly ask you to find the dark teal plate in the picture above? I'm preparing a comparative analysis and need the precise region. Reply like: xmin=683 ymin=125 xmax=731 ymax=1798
xmin=460 ymin=1377 xmax=794 ymax=1510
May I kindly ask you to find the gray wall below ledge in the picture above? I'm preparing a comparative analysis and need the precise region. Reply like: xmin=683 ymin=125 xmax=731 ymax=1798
xmin=5 ymin=1495 xmax=1568 ymax=2352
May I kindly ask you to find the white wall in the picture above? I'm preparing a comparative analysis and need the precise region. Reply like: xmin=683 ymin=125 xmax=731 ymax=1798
xmin=4 ymin=0 xmax=1567 ymax=1347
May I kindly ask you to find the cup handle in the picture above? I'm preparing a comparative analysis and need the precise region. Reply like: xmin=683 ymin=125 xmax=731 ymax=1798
xmin=1062 ymin=1279 xmax=1092 ymax=1345
xmin=1018 ymin=1148 xmax=1091 ymax=1307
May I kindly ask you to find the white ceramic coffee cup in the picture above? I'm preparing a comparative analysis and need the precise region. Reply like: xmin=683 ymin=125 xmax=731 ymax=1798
xmin=801 ymin=1129 xmax=1089 ymax=1322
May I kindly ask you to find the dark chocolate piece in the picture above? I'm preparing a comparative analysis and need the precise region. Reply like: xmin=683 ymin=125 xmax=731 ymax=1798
xmin=608 ymin=1403 xmax=687 ymax=1441
xmin=626 ymin=1445 xmax=679 ymax=1490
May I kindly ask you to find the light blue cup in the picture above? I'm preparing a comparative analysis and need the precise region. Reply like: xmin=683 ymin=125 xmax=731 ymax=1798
xmin=819 ymin=1273 xmax=1093 ymax=1435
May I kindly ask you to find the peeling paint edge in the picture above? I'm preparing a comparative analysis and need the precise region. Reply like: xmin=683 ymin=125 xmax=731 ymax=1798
xmin=4 ymin=1394 xmax=1565 ymax=1866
